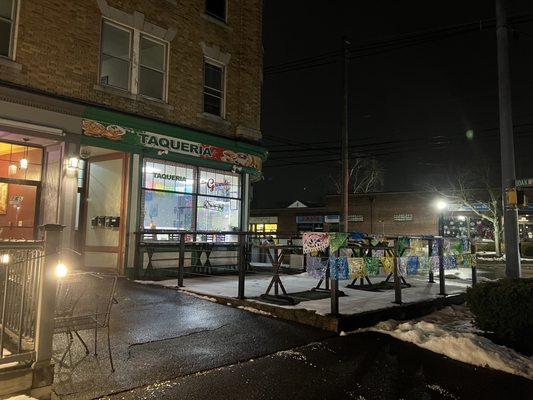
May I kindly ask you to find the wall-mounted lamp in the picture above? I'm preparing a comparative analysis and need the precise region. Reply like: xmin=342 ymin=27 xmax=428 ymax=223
xmin=0 ymin=253 xmax=10 ymax=265
xmin=55 ymin=262 xmax=68 ymax=278
xmin=68 ymin=157 xmax=79 ymax=170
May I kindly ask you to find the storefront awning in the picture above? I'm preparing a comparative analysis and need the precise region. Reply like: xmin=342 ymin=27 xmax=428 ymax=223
xmin=81 ymin=107 xmax=268 ymax=179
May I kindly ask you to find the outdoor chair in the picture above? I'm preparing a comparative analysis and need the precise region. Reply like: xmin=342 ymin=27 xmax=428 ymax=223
xmin=53 ymin=272 xmax=117 ymax=372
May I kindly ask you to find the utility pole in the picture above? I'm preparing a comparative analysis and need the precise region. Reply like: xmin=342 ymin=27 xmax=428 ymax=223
xmin=331 ymin=37 xmax=350 ymax=316
xmin=495 ymin=0 xmax=521 ymax=278
xmin=341 ymin=36 xmax=350 ymax=233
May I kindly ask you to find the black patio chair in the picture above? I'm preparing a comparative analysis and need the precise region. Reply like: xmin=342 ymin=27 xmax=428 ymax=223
xmin=54 ymin=272 xmax=117 ymax=372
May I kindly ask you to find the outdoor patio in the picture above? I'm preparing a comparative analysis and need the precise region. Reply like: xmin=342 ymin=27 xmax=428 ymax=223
xmin=137 ymin=266 xmax=484 ymax=330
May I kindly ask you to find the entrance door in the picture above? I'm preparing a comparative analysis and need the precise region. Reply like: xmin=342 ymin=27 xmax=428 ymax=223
xmin=82 ymin=152 xmax=128 ymax=272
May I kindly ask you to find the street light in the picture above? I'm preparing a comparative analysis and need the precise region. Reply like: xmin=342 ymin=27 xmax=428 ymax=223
xmin=436 ymin=200 xmax=448 ymax=211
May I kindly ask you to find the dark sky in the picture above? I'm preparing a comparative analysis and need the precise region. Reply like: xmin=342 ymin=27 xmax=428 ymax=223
xmin=253 ymin=0 xmax=533 ymax=209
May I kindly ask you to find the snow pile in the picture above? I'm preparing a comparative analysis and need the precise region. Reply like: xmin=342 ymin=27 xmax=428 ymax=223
xmin=366 ymin=306 xmax=533 ymax=380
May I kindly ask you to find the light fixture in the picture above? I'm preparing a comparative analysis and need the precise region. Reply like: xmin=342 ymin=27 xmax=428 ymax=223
xmin=8 ymin=144 xmax=17 ymax=175
xmin=0 ymin=253 xmax=10 ymax=265
xmin=19 ymin=138 xmax=30 ymax=170
xmin=68 ymin=157 xmax=79 ymax=169
xmin=457 ymin=215 xmax=466 ymax=221
xmin=55 ymin=262 xmax=68 ymax=278
xmin=435 ymin=200 xmax=448 ymax=211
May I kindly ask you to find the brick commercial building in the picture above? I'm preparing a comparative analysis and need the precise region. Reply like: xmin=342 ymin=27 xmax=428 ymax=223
xmin=250 ymin=192 xmax=533 ymax=256
xmin=0 ymin=0 xmax=266 ymax=274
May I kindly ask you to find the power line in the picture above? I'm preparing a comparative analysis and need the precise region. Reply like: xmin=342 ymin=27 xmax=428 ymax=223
xmin=263 ymin=14 xmax=533 ymax=76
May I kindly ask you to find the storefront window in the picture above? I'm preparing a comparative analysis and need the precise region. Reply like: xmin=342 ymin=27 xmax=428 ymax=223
xmin=140 ymin=160 xmax=242 ymax=235
xmin=141 ymin=159 xmax=196 ymax=230
xmin=0 ymin=141 xmax=43 ymax=240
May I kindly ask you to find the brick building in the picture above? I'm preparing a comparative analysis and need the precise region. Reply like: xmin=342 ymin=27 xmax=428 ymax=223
xmin=0 ymin=0 xmax=266 ymax=274
xmin=251 ymin=192 xmax=441 ymax=236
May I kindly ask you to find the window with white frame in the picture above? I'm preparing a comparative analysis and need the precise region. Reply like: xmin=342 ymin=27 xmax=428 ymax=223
xmin=0 ymin=0 xmax=17 ymax=58
xmin=99 ymin=20 xmax=167 ymax=100
xmin=205 ymin=0 xmax=226 ymax=22
xmin=203 ymin=59 xmax=225 ymax=117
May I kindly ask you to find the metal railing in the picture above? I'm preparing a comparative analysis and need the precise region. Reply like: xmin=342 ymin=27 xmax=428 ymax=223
xmin=0 ymin=240 xmax=45 ymax=366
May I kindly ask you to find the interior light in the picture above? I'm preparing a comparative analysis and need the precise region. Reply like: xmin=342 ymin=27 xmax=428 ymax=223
xmin=19 ymin=158 xmax=28 ymax=170
xmin=55 ymin=262 xmax=68 ymax=278
xmin=457 ymin=215 xmax=466 ymax=221
xmin=68 ymin=157 xmax=79 ymax=169
xmin=8 ymin=163 xmax=17 ymax=175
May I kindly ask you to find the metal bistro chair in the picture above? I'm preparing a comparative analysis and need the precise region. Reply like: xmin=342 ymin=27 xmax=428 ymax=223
xmin=54 ymin=272 xmax=118 ymax=372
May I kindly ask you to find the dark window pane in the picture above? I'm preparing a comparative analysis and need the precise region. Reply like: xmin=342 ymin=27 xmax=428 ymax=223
xmin=140 ymin=36 xmax=165 ymax=71
xmin=204 ymin=63 xmax=222 ymax=90
xmin=0 ymin=0 xmax=13 ymax=19
xmin=100 ymin=55 xmax=130 ymax=89
xmin=101 ymin=22 xmax=131 ymax=60
xmin=139 ymin=66 xmax=164 ymax=99
xmin=204 ymin=93 xmax=221 ymax=116
xmin=205 ymin=0 xmax=226 ymax=21
xmin=0 ymin=19 xmax=11 ymax=57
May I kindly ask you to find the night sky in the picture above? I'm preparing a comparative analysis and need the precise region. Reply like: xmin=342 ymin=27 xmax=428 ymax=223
xmin=253 ymin=0 xmax=533 ymax=209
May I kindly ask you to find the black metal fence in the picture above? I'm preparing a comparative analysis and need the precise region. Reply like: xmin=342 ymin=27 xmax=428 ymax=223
xmin=134 ymin=231 xmax=478 ymax=315
xmin=0 ymin=241 xmax=45 ymax=366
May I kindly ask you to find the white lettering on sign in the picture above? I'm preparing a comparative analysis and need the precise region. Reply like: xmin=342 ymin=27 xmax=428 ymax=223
xmin=394 ymin=213 xmax=413 ymax=222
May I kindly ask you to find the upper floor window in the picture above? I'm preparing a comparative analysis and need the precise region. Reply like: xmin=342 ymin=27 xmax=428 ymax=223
xmin=99 ymin=20 xmax=167 ymax=101
xmin=205 ymin=0 xmax=226 ymax=22
xmin=0 ymin=0 xmax=17 ymax=58
xmin=203 ymin=59 xmax=225 ymax=117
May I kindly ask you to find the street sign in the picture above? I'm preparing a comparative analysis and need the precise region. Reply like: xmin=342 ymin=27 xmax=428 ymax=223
xmin=516 ymin=178 xmax=533 ymax=188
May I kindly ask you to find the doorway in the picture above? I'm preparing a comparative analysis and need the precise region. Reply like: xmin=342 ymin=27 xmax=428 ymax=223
xmin=79 ymin=147 xmax=129 ymax=273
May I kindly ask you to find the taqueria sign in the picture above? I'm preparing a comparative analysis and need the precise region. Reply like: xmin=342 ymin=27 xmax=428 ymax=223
xmin=82 ymin=119 xmax=262 ymax=172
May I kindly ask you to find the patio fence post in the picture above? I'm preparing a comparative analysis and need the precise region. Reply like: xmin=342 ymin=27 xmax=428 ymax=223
xmin=33 ymin=224 xmax=63 ymax=369
xmin=237 ymin=233 xmax=246 ymax=300
xmin=393 ymin=238 xmax=402 ymax=304
xmin=428 ymin=238 xmax=435 ymax=283
xmin=438 ymin=238 xmax=446 ymax=296
xmin=330 ymin=247 xmax=339 ymax=315
xmin=178 ymin=233 xmax=185 ymax=287
xmin=470 ymin=238 xmax=477 ymax=286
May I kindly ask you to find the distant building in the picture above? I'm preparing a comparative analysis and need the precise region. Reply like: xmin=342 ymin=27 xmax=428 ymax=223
xmin=250 ymin=191 xmax=533 ymax=255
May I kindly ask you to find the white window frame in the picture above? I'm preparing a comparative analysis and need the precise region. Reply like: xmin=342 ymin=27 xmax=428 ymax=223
xmin=99 ymin=19 xmax=133 ymax=92
xmin=203 ymin=57 xmax=226 ymax=118
xmin=205 ymin=0 xmax=227 ymax=23
xmin=0 ymin=0 xmax=20 ymax=60
xmin=99 ymin=18 xmax=169 ymax=102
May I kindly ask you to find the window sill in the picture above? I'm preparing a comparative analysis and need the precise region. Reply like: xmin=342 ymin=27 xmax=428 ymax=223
xmin=93 ymin=85 xmax=174 ymax=111
xmin=0 ymin=57 xmax=22 ymax=71
xmin=201 ymin=13 xmax=232 ymax=32
xmin=93 ymin=84 xmax=137 ymax=100
xmin=198 ymin=112 xmax=231 ymax=126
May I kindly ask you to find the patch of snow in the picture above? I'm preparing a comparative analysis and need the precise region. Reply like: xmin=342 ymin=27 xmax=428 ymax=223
xmin=237 ymin=305 xmax=272 ymax=317
xmin=339 ymin=331 xmax=347 ymax=336
xmin=6 ymin=396 xmax=38 ymax=400
xmin=179 ymin=290 xmax=218 ymax=303
xmin=134 ymin=279 xmax=178 ymax=288
xmin=362 ymin=306 xmax=533 ymax=380
xmin=275 ymin=349 xmax=307 ymax=361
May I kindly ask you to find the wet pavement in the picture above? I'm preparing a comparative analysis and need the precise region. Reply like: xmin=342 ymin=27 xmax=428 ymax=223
xmin=105 ymin=332 xmax=533 ymax=400
xmin=52 ymin=279 xmax=332 ymax=399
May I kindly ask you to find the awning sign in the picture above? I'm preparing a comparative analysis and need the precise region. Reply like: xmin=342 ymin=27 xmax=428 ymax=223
xmin=82 ymin=119 xmax=262 ymax=172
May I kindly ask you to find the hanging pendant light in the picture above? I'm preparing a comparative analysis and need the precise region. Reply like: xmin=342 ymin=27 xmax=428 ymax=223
xmin=8 ymin=144 xmax=17 ymax=175
xmin=19 ymin=138 xmax=29 ymax=170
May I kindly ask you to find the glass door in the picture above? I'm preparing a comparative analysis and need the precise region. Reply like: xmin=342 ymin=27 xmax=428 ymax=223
xmin=82 ymin=151 xmax=128 ymax=272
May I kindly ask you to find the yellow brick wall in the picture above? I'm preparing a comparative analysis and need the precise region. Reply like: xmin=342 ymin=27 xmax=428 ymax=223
xmin=1 ymin=0 xmax=262 ymax=141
